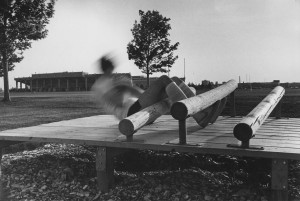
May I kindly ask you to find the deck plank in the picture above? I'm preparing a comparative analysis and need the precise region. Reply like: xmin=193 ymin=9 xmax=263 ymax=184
xmin=0 ymin=115 xmax=300 ymax=160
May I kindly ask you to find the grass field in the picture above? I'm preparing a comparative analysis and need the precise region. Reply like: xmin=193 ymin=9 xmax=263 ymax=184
xmin=1 ymin=88 xmax=300 ymax=131
xmin=0 ymin=92 xmax=103 ymax=131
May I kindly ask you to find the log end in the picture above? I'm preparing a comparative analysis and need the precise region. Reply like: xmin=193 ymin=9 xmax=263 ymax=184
xmin=119 ymin=119 xmax=135 ymax=136
xmin=233 ymin=123 xmax=253 ymax=142
xmin=171 ymin=102 xmax=188 ymax=120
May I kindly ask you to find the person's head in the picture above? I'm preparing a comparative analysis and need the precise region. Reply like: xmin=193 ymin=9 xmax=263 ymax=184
xmin=99 ymin=56 xmax=115 ymax=75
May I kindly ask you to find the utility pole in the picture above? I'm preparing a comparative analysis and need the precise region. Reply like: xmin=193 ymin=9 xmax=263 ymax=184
xmin=184 ymin=58 xmax=186 ymax=80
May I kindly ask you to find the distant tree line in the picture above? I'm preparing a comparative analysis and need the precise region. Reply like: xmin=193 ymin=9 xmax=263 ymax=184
xmin=188 ymin=82 xmax=215 ymax=90
xmin=188 ymin=81 xmax=300 ymax=91
xmin=238 ymin=82 xmax=300 ymax=89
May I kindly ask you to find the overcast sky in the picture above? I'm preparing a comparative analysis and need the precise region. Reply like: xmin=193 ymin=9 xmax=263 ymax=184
xmin=1 ymin=0 xmax=300 ymax=89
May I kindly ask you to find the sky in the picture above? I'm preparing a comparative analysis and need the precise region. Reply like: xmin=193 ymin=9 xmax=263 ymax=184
xmin=1 ymin=0 xmax=300 ymax=89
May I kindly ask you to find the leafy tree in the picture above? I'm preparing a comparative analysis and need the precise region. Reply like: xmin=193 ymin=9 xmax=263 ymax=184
xmin=0 ymin=52 xmax=22 ymax=76
xmin=0 ymin=0 xmax=55 ymax=101
xmin=127 ymin=10 xmax=179 ymax=88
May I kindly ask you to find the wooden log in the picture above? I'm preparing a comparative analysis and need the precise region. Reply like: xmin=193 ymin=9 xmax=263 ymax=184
xmin=119 ymin=81 xmax=188 ymax=136
xmin=209 ymin=97 xmax=227 ymax=124
xmin=172 ymin=76 xmax=220 ymax=127
xmin=233 ymin=86 xmax=285 ymax=142
xmin=171 ymin=79 xmax=238 ymax=120
xmin=119 ymin=99 xmax=172 ymax=136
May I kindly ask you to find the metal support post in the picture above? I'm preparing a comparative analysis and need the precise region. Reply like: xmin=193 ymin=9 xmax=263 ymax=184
xmin=179 ymin=119 xmax=187 ymax=145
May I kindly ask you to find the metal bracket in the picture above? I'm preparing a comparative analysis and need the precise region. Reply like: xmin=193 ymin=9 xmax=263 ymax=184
xmin=166 ymin=142 xmax=201 ymax=146
xmin=114 ymin=137 xmax=145 ymax=143
xmin=227 ymin=140 xmax=264 ymax=150
xmin=227 ymin=144 xmax=264 ymax=150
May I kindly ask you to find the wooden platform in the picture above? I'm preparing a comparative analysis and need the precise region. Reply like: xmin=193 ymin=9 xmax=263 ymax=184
xmin=0 ymin=115 xmax=299 ymax=159
xmin=0 ymin=115 xmax=300 ymax=200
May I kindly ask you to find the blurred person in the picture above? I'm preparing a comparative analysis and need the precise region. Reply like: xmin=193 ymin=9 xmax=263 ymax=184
xmin=92 ymin=55 xmax=189 ymax=120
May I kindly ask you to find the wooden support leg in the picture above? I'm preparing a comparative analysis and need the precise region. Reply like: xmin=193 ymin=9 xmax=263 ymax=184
xmin=96 ymin=147 xmax=114 ymax=192
xmin=271 ymin=159 xmax=288 ymax=201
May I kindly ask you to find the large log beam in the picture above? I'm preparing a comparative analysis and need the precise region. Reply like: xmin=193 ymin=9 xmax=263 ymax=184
xmin=172 ymin=77 xmax=221 ymax=127
xmin=171 ymin=79 xmax=238 ymax=120
xmin=233 ymin=86 xmax=285 ymax=142
xmin=119 ymin=80 xmax=189 ymax=137
xmin=119 ymin=99 xmax=172 ymax=136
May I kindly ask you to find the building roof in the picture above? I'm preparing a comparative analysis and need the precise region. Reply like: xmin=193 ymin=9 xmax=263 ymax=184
xmin=15 ymin=72 xmax=131 ymax=81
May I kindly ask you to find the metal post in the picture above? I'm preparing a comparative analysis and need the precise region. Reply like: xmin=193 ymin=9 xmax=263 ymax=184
xmin=179 ymin=120 xmax=187 ymax=145
xmin=16 ymin=81 xmax=18 ymax=89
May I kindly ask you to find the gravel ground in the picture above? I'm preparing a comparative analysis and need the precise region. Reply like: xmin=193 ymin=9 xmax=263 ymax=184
xmin=1 ymin=143 xmax=299 ymax=201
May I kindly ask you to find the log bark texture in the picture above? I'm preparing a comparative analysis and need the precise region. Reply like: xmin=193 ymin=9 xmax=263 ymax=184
xmin=171 ymin=79 xmax=237 ymax=120
xmin=233 ymin=86 xmax=285 ymax=142
xmin=119 ymin=99 xmax=172 ymax=136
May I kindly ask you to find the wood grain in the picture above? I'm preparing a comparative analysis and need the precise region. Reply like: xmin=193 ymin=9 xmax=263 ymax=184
xmin=171 ymin=79 xmax=238 ymax=120
xmin=234 ymin=86 xmax=285 ymax=142
xmin=0 ymin=115 xmax=300 ymax=160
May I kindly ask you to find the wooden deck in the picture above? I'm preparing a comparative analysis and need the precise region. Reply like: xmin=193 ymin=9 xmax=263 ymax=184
xmin=0 ymin=115 xmax=299 ymax=200
xmin=0 ymin=115 xmax=299 ymax=160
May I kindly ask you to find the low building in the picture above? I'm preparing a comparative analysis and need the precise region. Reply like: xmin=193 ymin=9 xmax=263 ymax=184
xmin=14 ymin=72 xmax=131 ymax=92
xmin=15 ymin=72 xmax=186 ymax=92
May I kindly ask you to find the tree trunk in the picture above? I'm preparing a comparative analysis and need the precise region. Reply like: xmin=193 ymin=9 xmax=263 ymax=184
xmin=2 ymin=50 xmax=11 ymax=102
xmin=146 ymin=64 xmax=150 ymax=89
xmin=1 ymin=5 xmax=11 ymax=102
